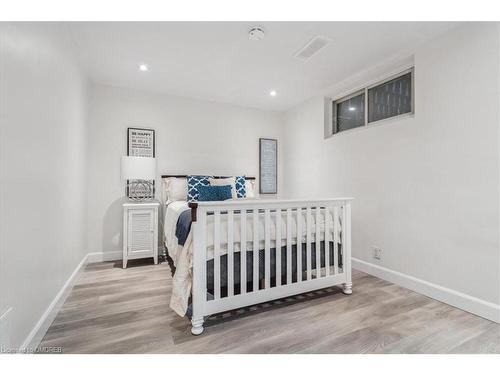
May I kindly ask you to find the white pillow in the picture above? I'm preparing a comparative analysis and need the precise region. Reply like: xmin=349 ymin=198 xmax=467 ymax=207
xmin=245 ymin=179 xmax=256 ymax=198
xmin=163 ymin=177 xmax=188 ymax=202
xmin=209 ymin=177 xmax=237 ymax=199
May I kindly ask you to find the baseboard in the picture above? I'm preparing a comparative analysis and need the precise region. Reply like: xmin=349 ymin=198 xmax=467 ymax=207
xmin=19 ymin=253 xmax=89 ymax=352
xmin=352 ymin=257 xmax=500 ymax=324
xmin=86 ymin=250 xmax=122 ymax=263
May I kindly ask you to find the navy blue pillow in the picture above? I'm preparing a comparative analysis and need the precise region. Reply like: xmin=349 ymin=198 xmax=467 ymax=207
xmin=213 ymin=175 xmax=246 ymax=198
xmin=197 ymin=185 xmax=232 ymax=201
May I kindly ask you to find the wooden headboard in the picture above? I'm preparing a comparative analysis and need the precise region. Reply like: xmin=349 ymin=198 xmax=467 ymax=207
xmin=161 ymin=175 xmax=256 ymax=180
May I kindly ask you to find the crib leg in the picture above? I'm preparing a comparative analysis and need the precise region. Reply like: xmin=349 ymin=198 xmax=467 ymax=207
xmin=191 ymin=317 xmax=204 ymax=335
xmin=342 ymin=282 xmax=353 ymax=295
xmin=342 ymin=202 xmax=352 ymax=296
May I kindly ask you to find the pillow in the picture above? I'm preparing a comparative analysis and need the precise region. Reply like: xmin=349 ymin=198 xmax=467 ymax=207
xmin=209 ymin=177 xmax=237 ymax=198
xmin=245 ymin=179 xmax=256 ymax=198
xmin=198 ymin=185 xmax=232 ymax=201
xmin=235 ymin=176 xmax=246 ymax=198
xmin=163 ymin=177 xmax=188 ymax=202
xmin=210 ymin=176 xmax=247 ymax=198
xmin=187 ymin=175 xmax=212 ymax=202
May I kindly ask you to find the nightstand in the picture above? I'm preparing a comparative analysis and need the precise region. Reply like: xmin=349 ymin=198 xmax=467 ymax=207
xmin=122 ymin=201 xmax=159 ymax=269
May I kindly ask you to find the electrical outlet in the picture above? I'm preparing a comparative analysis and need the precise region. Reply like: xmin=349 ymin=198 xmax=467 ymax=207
xmin=372 ymin=246 xmax=382 ymax=260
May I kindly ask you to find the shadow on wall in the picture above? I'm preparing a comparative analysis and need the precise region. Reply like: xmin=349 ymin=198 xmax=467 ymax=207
xmin=102 ymin=196 xmax=129 ymax=257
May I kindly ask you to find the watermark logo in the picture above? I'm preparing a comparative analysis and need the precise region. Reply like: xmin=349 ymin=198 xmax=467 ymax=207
xmin=1 ymin=346 xmax=63 ymax=354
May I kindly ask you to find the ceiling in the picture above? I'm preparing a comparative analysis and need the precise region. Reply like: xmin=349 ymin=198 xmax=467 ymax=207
xmin=69 ymin=22 xmax=456 ymax=112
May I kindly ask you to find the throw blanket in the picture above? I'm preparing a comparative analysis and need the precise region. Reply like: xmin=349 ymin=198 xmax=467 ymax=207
xmin=175 ymin=210 xmax=192 ymax=246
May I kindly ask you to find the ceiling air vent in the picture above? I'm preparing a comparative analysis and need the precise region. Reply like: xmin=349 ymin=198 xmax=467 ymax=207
xmin=294 ymin=35 xmax=331 ymax=60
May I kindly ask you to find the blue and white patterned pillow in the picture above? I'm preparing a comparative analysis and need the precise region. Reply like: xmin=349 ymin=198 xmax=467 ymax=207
xmin=187 ymin=175 xmax=212 ymax=202
xmin=235 ymin=176 xmax=246 ymax=198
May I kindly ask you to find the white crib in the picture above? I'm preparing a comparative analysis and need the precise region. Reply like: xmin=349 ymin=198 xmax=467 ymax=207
xmin=187 ymin=198 xmax=353 ymax=335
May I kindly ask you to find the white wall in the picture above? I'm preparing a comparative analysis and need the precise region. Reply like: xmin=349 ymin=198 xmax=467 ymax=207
xmin=0 ymin=23 xmax=89 ymax=348
xmin=87 ymin=84 xmax=283 ymax=257
xmin=282 ymin=23 xmax=500 ymax=314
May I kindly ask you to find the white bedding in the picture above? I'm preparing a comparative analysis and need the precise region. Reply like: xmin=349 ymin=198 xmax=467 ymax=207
xmin=164 ymin=200 xmax=342 ymax=316
xmin=164 ymin=201 xmax=190 ymax=262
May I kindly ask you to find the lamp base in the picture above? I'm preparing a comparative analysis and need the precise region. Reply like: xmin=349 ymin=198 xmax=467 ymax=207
xmin=127 ymin=179 xmax=154 ymax=202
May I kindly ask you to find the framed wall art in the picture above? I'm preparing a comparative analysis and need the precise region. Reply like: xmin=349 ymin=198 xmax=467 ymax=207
xmin=127 ymin=127 xmax=156 ymax=198
xmin=259 ymin=138 xmax=277 ymax=194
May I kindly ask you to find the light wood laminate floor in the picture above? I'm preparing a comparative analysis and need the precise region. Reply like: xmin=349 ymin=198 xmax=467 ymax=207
xmin=39 ymin=259 xmax=500 ymax=354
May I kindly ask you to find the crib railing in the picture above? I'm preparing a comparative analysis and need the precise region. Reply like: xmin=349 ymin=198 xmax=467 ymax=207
xmin=188 ymin=198 xmax=353 ymax=335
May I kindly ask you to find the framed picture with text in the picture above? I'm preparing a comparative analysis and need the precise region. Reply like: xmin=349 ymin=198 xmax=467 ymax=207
xmin=127 ymin=127 xmax=155 ymax=157
xmin=259 ymin=138 xmax=277 ymax=194
xmin=127 ymin=127 xmax=156 ymax=198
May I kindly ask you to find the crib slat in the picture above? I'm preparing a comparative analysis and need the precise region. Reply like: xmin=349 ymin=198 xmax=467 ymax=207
xmin=253 ymin=208 xmax=259 ymax=291
xmin=227 ymin=210 xmax=234 ymax=297
xmin=333 ymin=206 xmax=339 ymax=275
xmin=324 ymin=206 xmax=331 ymax=276
xmin=315 ymin=206 xmax=321 ymax=279
xmin=214 ymin=209 xmax=221 ymax=300
xmin=264 ymin=209 xmax=271 ymax=289
xmin=286 ymin=209 xmax=292 ymax=285
xmin=275 ymin=209 xmax=282 ymax=287
xmin=296 ymin=208 xmax=302 ymax=282
xmin=306 ymin=207 xmax=312 ymax=280
xmin=240 ymin=209 xmax=247 ymax=294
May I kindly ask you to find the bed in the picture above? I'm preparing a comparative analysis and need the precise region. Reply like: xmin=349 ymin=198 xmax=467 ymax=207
xmin=162 ymin=175 xmax=353 ymax=335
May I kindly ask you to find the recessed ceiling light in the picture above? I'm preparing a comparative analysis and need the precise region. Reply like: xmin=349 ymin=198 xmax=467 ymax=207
xmin=270 ymin=90 xmax=277 ymax=97
xmin=139 ymin=64 xmax=149 ymax=72
xmin=349 ymin=106 xmax=356 ymax=111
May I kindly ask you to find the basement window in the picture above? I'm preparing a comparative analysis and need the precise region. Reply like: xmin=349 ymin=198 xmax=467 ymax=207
xmin=335 ymin=91 xmax=365 ymax=132
xmin=332 ymin=68 xmax=414 ymax=135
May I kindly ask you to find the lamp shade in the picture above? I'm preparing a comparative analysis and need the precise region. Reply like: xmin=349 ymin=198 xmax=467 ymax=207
xmin=121 ymin=156 xmax=156 ymax=180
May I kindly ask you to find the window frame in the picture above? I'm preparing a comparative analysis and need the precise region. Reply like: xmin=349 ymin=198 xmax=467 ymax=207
xmin=331 ymin=67 xmax=415 ymax=136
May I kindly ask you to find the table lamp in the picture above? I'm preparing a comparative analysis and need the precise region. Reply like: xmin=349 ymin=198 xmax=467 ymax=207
xmin=121 ymin=156 xmax=156 ymax=201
